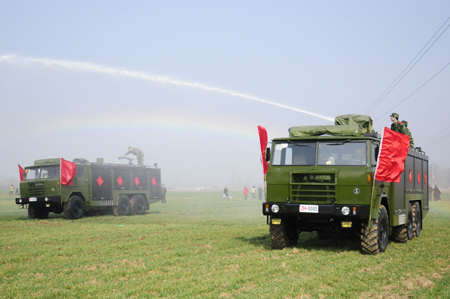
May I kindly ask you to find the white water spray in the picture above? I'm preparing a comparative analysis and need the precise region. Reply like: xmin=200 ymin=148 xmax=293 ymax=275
xmin=0 ymin=55 xmax=334 ymax=122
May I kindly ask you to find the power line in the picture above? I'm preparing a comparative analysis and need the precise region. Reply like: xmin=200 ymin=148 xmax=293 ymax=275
xmin=365 ymin=16 xmax=450 ymax=114
xmin=421 ymin=125 xmax=450 ymax=143
xmin=374 ymin=61 xmax=450 ymax=121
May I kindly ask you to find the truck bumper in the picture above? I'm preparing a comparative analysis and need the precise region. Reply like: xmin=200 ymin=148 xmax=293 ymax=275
xmin=262 ymin=202 xmax=370 ymax=220
xmin=16 ymin=196 xmax=61 ymax=205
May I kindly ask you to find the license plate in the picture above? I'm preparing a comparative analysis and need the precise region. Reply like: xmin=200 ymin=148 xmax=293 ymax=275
xmin=299 ymin=204 xmax=318 ymax=213
xmin=29 ymin=197 xmax=37 ymax=202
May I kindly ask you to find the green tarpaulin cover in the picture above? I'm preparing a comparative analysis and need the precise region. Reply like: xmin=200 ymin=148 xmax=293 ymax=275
xmin=335 ymin=114 xmax=373 ymax=134
xmin=289 ymin=125 xmax=362 ymax=137
xmin=289 ymin=114 xmax=374 ymax=137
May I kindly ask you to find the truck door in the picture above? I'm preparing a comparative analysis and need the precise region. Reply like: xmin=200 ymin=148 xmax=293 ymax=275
xmin=91 ymin=165 xmax=113 ymax=200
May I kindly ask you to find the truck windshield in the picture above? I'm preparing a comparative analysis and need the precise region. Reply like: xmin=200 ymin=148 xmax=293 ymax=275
xmin=272 ymin=142 xmax=316 ymax=166
xmin=24 ymin=166 xmax=59 ymax=180
xmin=318 ymin=142 xmax=367 ymax=166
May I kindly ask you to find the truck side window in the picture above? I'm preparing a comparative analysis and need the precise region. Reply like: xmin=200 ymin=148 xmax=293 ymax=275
xmin=75 ymin=167 xmax=85 ymax=177
xmin=372 ymin=143 xmax=379 ymax=165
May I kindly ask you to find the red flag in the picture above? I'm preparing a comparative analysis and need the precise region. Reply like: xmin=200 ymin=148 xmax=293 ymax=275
xmin=18 ymin=164 xmax=24 ymax=182
xmin=375 ymin=127 xmax=410 ymax=183
xmin=258 ymin=125 xmax=269 ymax=174
xmin=60 ymin=158 xmax=76 ymax=186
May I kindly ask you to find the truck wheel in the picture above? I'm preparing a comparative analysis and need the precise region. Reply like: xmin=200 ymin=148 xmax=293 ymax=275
xmin=412 ymin=202 xmax=421 ymax=238
xmin=361 ymin=205 xmax=389 ymax=254
xmin=317 ymin=230 xmax=328 ymax=240
xmin=269 ymin=218 xmax=298 ymax=249
xmin=392 ymin=202 xmax=414 ymax=243
xmin=64 ymin=196 xmax=84 ymax=220
xmin=28 ymin=204 xmax=37 ymax=219
xmin=130 ymin=195 xmax=147 ymax=215
xmin=113 ymin=195 xmax=131 ymax=216
xmin=28 ymin=204 xmax=49 ymax=219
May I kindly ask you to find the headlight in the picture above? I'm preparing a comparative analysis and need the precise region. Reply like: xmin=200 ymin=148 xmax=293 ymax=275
xmin=19 ymin=199 xmax=22 ymax=203
xmin=271 ymin=204 xmax=280 ymax=213
xmin=341 ymin=206 xmax=350 ymax=216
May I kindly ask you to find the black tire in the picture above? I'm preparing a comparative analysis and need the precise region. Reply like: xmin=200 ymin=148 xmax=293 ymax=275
xmin=361 ymin=205 xmax=389 ymax=254
xmin=28 ymin=204 xmax=49 ymax=219
xmin=413 ymin=202 xmax=421 ymax=238
xmin=269 ymin=218 xmax=298 ymax=249
xmin=130 ymin=195 xmax=147 ymax=215
xmin=392 ymin=202 xmax=414 ymax=243
xmin=113 ymin=195 xmax=131 ymax=216
xmin=64 ymin=196 xmax=84 ymax=220
xmin=28 ymin=204 xmax=37 ymax=219
xmin=317 ymin=230 xmax=328 ymax=240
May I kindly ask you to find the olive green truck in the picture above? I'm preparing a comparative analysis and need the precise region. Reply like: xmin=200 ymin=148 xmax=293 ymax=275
xmin=262 ymin=115 xmax=429 ymax=254
xmin=16 ymin=158 xmax=162 ymax=220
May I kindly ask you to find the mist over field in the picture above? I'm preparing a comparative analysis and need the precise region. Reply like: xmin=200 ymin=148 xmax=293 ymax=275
xmin=1 ymin=1 xmax=449 ymax=190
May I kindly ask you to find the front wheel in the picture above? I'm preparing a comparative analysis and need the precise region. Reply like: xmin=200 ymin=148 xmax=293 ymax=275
xmin=269 ymin=218 xmax=298 ymax=249
xmin=28 ymin=204 xmax=49 ymax=219
xmin=361 ymin=205 xmax=389 ymax=255
xmin=64 ymin=196 xmax=84 ymax=220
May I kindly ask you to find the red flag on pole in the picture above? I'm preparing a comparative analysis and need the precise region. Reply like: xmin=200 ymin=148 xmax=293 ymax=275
xmin=60 ymin=158 xmax=76 ymax=186
xmin=375 ymin=127 xmax=410 ymax=183
xmin=18 ymin=164 xmax=24 ymax=182
xmin=258 ymin=125 xmax=269 ymax=174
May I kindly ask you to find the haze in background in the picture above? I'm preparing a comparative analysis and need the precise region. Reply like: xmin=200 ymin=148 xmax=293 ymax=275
xmin=1 ymin=1 xmax=449 ymax=189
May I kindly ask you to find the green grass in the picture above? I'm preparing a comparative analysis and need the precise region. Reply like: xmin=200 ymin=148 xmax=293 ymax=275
xmin=1 ymin=190 xmax=450 ymax=298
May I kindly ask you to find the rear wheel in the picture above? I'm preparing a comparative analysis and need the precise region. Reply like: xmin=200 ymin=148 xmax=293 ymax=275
xmin=361 ymin=205 xmax=389 ymax=254
xmin=130 ymin=195 xmax=147 ymax=215
xmin=113 ymin=195 xmax=131 ymax=216
xmin=413 ymin=202 xmax=421 ymax=238
xmin=269 ymin=218 xmax=298 ymax=249
xmin=64 ymin=196 xmax=84 ymax=220
xmin=392 ymin=202 xmax=414 ymax=243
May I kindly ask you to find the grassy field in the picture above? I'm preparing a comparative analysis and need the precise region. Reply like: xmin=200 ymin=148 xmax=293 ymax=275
xmin=1 ymin=190 xmax=450 ymax=298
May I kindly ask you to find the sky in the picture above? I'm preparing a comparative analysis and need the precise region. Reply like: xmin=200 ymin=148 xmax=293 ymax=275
xmin=1 ymin=1 xmax=449 ymax=189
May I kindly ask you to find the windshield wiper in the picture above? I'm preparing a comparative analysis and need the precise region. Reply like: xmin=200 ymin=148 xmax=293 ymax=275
xmin=326 ymin=139 xmax=352 ymax=146
xmin=286 ymin=141 xmax=313 ymax=147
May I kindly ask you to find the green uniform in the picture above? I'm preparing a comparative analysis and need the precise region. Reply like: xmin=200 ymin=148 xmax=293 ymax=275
xmin=124 ymin=148 xmax=144 ymax=165
xmin=405 ymin=127 xmax=414 ymax=147
xmin=390 ymin=121 xmax=405 ymax=134
xmin=161 ymin=186 xmax=167 ymax=203
xmin=402 ymin=120 xmax=414 ymax=147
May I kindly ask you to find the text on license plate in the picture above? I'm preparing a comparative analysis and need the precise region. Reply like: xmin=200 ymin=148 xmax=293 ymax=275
xmin=299 ymin=204 xmax=319 ymax=213
xmin=29 ymin=197 xmax=37 ymax=202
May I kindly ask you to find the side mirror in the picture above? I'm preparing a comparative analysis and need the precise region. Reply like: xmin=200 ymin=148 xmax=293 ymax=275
xmin=374 ymin=146 xmax=379 ymax=162
xmin=265 ymin=147 xmax=271 ymax=162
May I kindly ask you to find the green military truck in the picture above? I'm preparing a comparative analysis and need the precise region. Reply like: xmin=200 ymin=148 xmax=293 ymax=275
xmin=15 ymin=158 xmax=162 ymax=220
xmin=262 ymin=115 xmax=429 ymax=254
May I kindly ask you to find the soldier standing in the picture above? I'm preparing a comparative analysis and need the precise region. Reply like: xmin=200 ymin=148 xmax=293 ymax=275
xmin=402 ymin=120 xmax=414 ymax=147
xmin=433 ymin=185 xmax=441 ymax=201
xmin=122 ymin=146 xmax=144 ymax=165
xmin=161 ymin=184 xmax=167 ymax=203
xmin=390 ymin=113 xmax=405 ymax=134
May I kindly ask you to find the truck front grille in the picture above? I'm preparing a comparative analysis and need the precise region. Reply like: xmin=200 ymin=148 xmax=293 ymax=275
xmin=28 ymin=182 xmax=45 ymax=196
xmin=291 ymin=173 xmax=336 ymax=202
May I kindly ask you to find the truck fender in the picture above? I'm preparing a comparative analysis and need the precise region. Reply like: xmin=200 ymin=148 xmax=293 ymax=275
xmin=367 ymin=194 xmax=386 ymax=229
